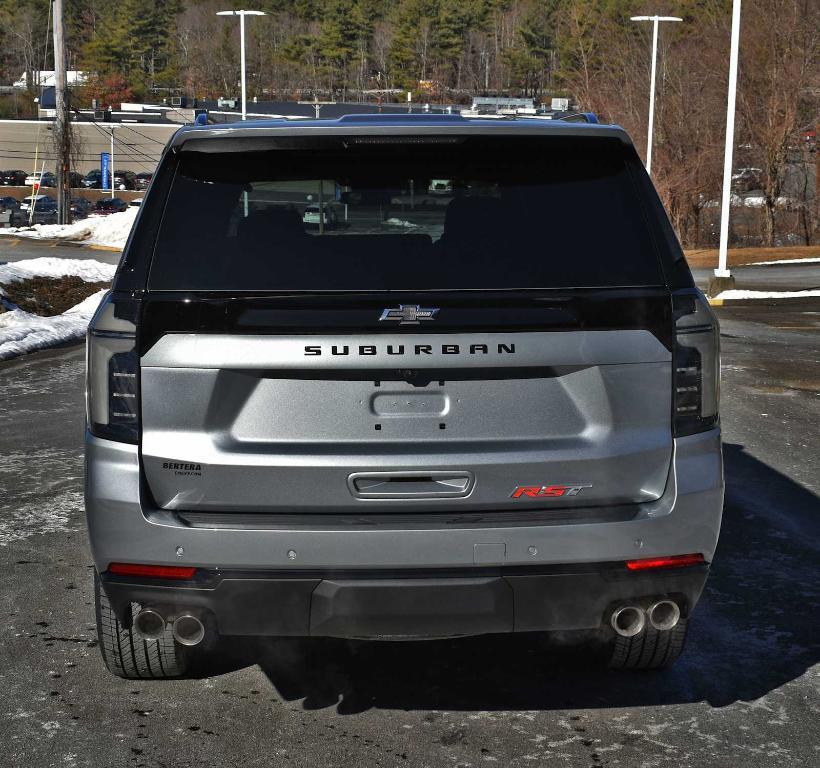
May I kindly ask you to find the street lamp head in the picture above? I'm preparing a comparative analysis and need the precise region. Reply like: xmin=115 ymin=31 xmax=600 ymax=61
xmin=216 ymin=9 xmax=266 ymax=15
xmin=630 ymin=15 xmax=682 ymax=22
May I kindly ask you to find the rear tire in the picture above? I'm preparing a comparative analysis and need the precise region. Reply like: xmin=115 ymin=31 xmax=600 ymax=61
xmin=94 ymin=571 xmax=188 ymax=679
xmin=608 ymin=619 xmax=689 ymax=670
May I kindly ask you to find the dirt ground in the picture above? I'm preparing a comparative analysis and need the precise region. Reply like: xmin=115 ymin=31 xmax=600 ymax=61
xmin=0 ymin=276 xmax=109 ymax=315
xmin=684 ymin=244 xmax=820 ymax=268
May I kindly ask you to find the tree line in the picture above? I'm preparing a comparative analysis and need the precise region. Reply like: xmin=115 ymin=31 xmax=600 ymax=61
xmin=0 ymin=0 xmax=816 ymax=247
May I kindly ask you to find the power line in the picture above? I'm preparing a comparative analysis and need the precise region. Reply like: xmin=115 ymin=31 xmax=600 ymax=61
xmin=116 ymin=122 xmax=172 ymax=149
xmin=72 ymin=111 xmax=160 ymax=172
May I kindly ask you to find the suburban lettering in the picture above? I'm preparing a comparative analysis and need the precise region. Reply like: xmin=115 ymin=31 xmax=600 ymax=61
xmin=299 ymin=342 xmax=519 ymax=358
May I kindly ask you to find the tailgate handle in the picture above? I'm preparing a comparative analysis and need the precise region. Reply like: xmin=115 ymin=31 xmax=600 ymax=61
xmin=348 ymin=471 xmax=475 ymax=499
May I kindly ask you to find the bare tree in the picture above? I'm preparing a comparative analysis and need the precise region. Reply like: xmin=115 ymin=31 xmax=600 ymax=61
xmin=737 ymin=0 xmax=818 ymax=246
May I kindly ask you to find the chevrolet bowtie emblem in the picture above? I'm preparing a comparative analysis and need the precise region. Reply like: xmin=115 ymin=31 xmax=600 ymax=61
xmin=379 ymin=305 xmax=440 ymax=324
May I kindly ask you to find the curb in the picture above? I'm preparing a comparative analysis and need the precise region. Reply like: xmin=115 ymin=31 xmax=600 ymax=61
xmin=708 ymin=296 xmax=820 ymax=307
xmin=0 ymin=235 xmax=121 ymax=253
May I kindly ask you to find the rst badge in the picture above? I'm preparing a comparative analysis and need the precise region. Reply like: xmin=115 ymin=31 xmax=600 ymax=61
xmin=511 ymin=484 xmax=592 ymax=498
xmin=379 ymin=304 xmax=439 ymax=324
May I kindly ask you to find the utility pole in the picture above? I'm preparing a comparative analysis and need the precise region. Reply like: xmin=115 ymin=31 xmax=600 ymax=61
xmin=53 ymin=0 xmax=71 ymax=224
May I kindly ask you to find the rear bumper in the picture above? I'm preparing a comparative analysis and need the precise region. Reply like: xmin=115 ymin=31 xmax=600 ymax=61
xmin=100 ymin=563 xmax=710 ymax=638
xmin=85 ymin=428 xmax=723 ymax=571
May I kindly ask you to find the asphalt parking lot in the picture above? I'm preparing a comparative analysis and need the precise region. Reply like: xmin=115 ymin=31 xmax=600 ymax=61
xmin=0 ymin=301 xmax=818 ymax=768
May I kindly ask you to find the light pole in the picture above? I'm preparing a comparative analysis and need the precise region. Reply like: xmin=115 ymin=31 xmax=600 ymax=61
xmin=713 ymin=0 xmax=743 ymax=291
xmin=216 ymin=10 xmax=266 ymax=120
xmin=630 ymin=15 xmax=682 ymax=177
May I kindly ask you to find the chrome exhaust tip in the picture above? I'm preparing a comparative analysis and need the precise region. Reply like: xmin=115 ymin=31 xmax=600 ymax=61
xmin=647 ymin=599 xmax=681 ymax=631
xmin=134 ymin=608 xmax=166 ymax=640
xmin=610 ymin=605 xmax=646 ymax=638
xmin=172 ymin=613 xmax=205 ymax=647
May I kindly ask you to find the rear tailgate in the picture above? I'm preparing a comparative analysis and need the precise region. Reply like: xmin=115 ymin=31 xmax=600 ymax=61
xmin=139 ymin=297 xmax=673 ymax=514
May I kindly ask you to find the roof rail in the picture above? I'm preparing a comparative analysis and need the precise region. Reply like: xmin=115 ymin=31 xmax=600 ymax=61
xmin=556 ymin=112 xmax=599 ymax=124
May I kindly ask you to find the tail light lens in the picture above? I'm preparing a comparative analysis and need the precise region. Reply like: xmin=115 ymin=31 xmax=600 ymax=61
xmin=86 ymin=293 xmax=140 ymax=444
xmin=673 ymin=290 xmax=720 ymax=436
xmin=626 ymin=553 xmax=706 ymax=571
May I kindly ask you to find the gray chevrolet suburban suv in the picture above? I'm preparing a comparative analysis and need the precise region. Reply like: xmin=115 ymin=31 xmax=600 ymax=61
xmin=85 ymin=114 xmax=723 ymax=679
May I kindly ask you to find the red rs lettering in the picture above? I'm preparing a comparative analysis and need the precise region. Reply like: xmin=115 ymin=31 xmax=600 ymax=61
xmin=511 ymin=486 xmax=541 ymax=498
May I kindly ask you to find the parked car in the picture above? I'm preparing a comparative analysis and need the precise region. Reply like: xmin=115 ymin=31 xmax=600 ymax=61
xmin=70 ymin=197 xmax=94 ymax=219
xmin=69 ymin=171 xmax=85 ymax=188
xmin=302 ymin=204 xmax=337 ymax=229
xmin=94 ymin=197 xmax=128 ymax=215
xmin=113 ymin=171 xmax=137 ymax=191
xmin=19 ymin=194 xmax=55 ymax=212
xmin=24 ymin=171 xmax=56 ymax=188
xmin=1 ymin=170 xmax=28 ymax=186
xmin=731 ymin=167 xmax=763 ymax=193
xmin=0 ymin=196 xmax=20 ymax=227
xmin=428 ymin=178 xmax=453 ymax=195
xmin=135 ymin=172 xmax=153 ymax=191
xmin=14 ymin=196 xmax=58 ymax=224
xmin=82 ymin=169 xmax=105 ymax=189
xmin=85 ymin=114 xmax=723 ymax=680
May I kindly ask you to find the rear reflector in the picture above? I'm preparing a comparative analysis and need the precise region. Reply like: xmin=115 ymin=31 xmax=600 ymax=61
xmin=626 ymin=553 xmax=705 ymax=571
xmin=108 ymin=563 xmax=197 ymax=580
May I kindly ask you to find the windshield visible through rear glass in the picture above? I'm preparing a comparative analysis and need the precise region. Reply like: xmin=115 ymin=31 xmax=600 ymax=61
xmin=148 ymin=135 xmax=663 ymax=291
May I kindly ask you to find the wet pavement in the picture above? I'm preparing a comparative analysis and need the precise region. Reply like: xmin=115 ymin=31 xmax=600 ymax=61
xmin=0 ymin=303 xmax=818 ymax=767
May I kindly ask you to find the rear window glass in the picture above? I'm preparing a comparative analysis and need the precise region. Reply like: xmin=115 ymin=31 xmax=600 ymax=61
xmin=148 ymin=136 xmax=663 ymax=291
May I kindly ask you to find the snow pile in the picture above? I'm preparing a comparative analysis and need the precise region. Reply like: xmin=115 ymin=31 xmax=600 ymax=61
xmin=384 ymin=218 xmax=419 ymax=228
xmin=702 ymin=194 xmax=797 ymax=209
xmin=1 ymin=207 xmax=137 ymax=249
xmin=741 ymin=256 xmax=820 ymax=266
xmin=0 ymin=290 xmax=106 ymax=361
xmin=714 ymin=289 xmax=820 ymax=300
xmin=0 ymin=257 xmax=116 ymax=285
xmin=0 ymin=257 xmax=114 ymax=361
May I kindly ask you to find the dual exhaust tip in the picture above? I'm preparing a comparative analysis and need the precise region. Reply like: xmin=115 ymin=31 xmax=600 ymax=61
xmin=610 ymin=599 xmax=680 ymax=637
xmin=134 ymin=608 xmax=205 ymax=647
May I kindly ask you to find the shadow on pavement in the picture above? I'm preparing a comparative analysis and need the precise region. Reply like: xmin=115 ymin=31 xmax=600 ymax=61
xmin=195 ymin=442 xmax=819 ymax=714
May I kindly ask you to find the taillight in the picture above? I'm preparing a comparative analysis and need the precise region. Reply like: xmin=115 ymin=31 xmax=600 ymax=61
xmin=673 ymin=290 xmax=719 ymax=436
xmin=626 ymin=553 xmax=706 ymax=571
xmin=86 ymin=293 xmax=140 ymax=443
xmin=108 ymin=563 xmax=197 ymax=580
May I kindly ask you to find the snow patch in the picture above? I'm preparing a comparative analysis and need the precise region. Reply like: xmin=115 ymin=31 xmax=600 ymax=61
xmin=0 ymin=257 xmax=114 ymax=360
xmin=714 ymin=289 xmax=820 ymax=300
xmin=0 ymin=289 xmax=107 ymax=360
xmin=1 ymin=206 xmax=136 ymax=248
xmin=740 ymin=257 xmax=820 ymax=266
xmin=384 ymin=218 xmax=419 ymax=228
xmin=0 ymin=257 xmax=116 ymax=285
